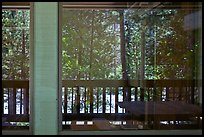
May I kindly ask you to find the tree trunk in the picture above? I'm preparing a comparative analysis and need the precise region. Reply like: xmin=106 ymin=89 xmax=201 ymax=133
xmin=119 ymin=10 xmax=129 ymax=101
xmin=89 ymin=10 xmax=95 ymax=80
xmin=89 ymin=10 xmax=95 ymax=113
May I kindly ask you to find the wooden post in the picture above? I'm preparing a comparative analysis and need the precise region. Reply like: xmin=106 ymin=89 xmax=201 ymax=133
xmin=30 ymin=2 xmax=59 ymax=135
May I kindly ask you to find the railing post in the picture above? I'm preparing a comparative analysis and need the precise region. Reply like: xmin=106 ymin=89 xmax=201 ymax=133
xmin=8 ymin=89 xmax=15 ymax=115
xmin=90 ymin=87 xmax=93 ymax=113
xmin=191 ymin=80 xmax=195 ymax=104
xmin=102 ymin=87 xmax=106 ymax=113
xmin=127 ymin=87 xmax=131 ymax=101
xmin=64 ymin=87 xmax=67 ymax=114
xmin=166 ymin=87 xmax=169 ymax=101
xmin=2 ymin=87 xmax=4 ymax=114
xmin=13 ymin=88 xmax=16 ymax=114
xmin=25 ymin=88 xmax=29 ymax=115
xmin=115 ymin=87 xmax=118 ymax=113
xmin=153 ymin=81 xmax=157 ymax=101
xmin=140 ymin=88 xmax=144 ymax=101
xmin=76 ymin=87 xmax=80 ymax=113
xmin=135 ymin=87 xmax=138 ymax=101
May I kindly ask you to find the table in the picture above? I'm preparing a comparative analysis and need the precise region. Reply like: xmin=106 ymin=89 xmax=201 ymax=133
xmin=117 ymin=101 xmax=202 ymax=129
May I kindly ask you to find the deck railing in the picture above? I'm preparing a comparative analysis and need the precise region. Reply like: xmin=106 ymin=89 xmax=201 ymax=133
xmin=2 ymin=79 xmax=201 ymax=129
xmin=2 ymin=80 xmax=29 ymax=129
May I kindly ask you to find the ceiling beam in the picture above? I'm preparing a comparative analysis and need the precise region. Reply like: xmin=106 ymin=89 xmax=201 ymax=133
xmin=2 ymin=2 xmax=30 ymax=9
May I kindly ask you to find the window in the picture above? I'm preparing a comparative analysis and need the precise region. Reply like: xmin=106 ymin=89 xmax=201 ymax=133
xmin=61 ymin=2 xmax=202 ymax=131
xmin=2 ymin=2 xmax=201 ymax=134
xmin=2 ymin=3 xmax=30 ymax=130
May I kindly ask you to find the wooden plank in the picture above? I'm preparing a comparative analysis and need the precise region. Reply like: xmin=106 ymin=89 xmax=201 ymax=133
xmin=109 ymin=88 xmax=112 ymax=113
xmin=90 ymin=87 xmax=93 ymax=113
xmin=13 ymin=88 xmax=16 ymax=114
xmin=2 ymin=80 xmax=29 ymax=89
xmin=62 ymin=80 xmax=132 ymax=87
xmin=2 ymin=2 xmax=30 ymax=6
xmin=2 ymin=80 xmax=196 ymax=89
xmin=8 ymin=88 xmax=13 ymax=115
xmin=71 ymin=87 xmax=74 ymax=113
xmin=62 ymin=113 xmax=133 ymax=121
xmin=134 ymin=87 xmax=138 ymax=101
xmin=140 ymin=88 xmax=144 ymax=101
xmin=2 ymin=87 xmax=4 ymax=113
xmin=2 ymin=114 xmax=29 ymax=122
xmin=2 ymin=126 xmax=29 ymax=130
xmin=76 ymin=87 xmax=80 ymax=114
xmin=96 ymin=88 xmax=99 ymax=113
xmin=64 ymin=87 xmax=67 ymax=114
xmin=20 ymin=88 xmax=23 ymax=114
xmin=102 ymin=88 xmax=106 ymax=113
xmin=84 ymin=87 xmax=87 ymax=113
xmin=115 ymin=87 xmax=118 ymax=113
xmin=25 ymin=87 xmax=29 ymax=115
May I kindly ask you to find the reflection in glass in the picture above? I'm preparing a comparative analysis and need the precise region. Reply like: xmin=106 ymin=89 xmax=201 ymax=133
xmin=61 ymin=2 xmax=202 ymax=130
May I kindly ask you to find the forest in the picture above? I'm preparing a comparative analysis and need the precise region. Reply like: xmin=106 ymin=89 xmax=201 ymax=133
xmin=2 ymin=8 xmax=199 ymax=81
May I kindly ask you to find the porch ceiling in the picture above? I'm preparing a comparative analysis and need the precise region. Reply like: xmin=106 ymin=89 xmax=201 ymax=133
xmin=2 ymin=2 xmax=201 ymax=9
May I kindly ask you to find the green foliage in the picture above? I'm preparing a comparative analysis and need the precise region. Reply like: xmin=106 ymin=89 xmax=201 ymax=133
xmin=125 ymin=9 xmax=199 ymax=80
xmin=62 ymin=10 xmax=122 ymax=80
xmin=2 ymin=10 xmax=30 ymax=80
xmin=3 ymin=8 xmax=199 ymax=81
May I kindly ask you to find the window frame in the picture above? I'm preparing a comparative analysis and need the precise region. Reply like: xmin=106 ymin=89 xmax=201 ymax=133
xmin=2 ymin=2 xmax=32 ymax=135
xmin=2 ymin=2 xmax=202 ymax=135
xmin=59 ymin=2 xmax=202 ymax=135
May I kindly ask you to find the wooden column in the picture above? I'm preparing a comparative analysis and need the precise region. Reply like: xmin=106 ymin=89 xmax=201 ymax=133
xmin=30 ymin=2 xmax=59 ymax=135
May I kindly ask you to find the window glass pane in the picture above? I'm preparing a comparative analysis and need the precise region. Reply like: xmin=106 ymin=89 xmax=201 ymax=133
xmin=2 ymin=9 xmax=30 ymax=130
xmin=61 ymin=2 xmax=202 ymax=131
